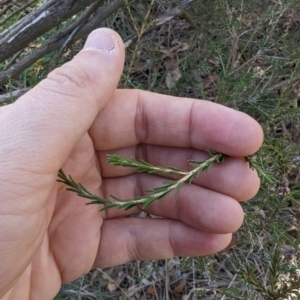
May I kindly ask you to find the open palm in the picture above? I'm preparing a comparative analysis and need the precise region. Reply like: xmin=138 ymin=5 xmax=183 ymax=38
xmin=0 ymin=29 xmax=263 ymax=300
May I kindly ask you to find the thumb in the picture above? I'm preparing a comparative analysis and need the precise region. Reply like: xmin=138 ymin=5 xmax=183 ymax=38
xmin=0 ymin=28 xmax=125 ymax=173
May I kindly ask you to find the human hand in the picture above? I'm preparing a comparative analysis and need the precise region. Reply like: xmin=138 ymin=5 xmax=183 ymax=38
xmin=0 ymin=28 xmax=263 ymax=300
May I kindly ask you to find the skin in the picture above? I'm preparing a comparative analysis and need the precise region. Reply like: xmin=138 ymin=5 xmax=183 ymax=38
xmin=0 ymin=29 xmax=263 ymax=300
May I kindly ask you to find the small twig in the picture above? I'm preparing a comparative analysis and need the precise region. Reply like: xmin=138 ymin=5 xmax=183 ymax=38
xmin=0 ymin=88 xmax=31 ymax=103
xmin=270 ymin=74 xmax=300 ymax=91
xmin=226 ymin=26 xmax=239 ymax=71
xmin=107 ymin=154 xmax=188 ymax=176
xmin=3 ymin=50 xmax=23 ymax=71
xmin=165 ymin=259 xmax=170 ymax=300
xmin=123 ymin=0 xmax=195 ymax=49
xmin=97 ymin=269 xmax=132 ymax=300
xmin=0 ymin=0 xmax=37 ymax=27
xmin=52 ymin=0 xmax=103 ymax=67
xmin=0 ymin=0 xmax=56 ymax=43
xmin=58 ymin=144 xmax=277 ymax=212
xmin=124 ymin=0 xmax=156 ymax=84
xmin=58 ymin=151 xmax=226 ymax=211
xmin=0 ymin=0 xmax=12 ymax=5
xmin=0 ymin=3 xmax=14 ymax=18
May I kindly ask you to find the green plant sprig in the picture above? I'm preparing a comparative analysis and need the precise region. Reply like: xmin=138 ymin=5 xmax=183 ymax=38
xmin=57 ymin=151 xmax=226 ymax=211
xmin=107 ymin=154 xmax=188 ymax=176
xmin=58 ymin=149 xmax=276 ymax=211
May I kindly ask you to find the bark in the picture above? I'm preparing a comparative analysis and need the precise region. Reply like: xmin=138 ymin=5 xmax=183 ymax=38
xmin=0 ymin=0 xmax=102 ymax=62
xmin=0 ymin=0 xmax=125 ymax=86
xmin=0 ymin=88 xmax=31 ymax=103
xmin=0 ymin=0 xmax=12 ymax=5
xmin=0 ymin=0 xmax=37 ymax=27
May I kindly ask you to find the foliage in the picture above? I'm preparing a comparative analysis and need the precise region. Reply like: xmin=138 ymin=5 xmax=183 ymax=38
xmin=58 ymin=151 xmax=226 ymax=210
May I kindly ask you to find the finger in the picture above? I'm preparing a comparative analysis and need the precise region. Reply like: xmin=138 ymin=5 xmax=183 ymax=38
xmin=89 ymin=89 xmax=263 ymax=156
xmin=0 ymin=28 xmax=125 ymax=174
xmin=94 ymin=218 xmax=232 ymax=269
xmin=101 ymin=174 xmax=244 ymax=234
xmin=97 ymin=145 xmax=260 ymax=201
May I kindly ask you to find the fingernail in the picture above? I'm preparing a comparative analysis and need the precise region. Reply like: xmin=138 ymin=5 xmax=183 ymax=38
xmin=83 ymin=29 xmax=117 ymax=52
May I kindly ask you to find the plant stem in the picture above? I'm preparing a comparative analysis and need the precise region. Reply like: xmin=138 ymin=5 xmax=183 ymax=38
xmin=107 ymin=154 xmax=189 ymax=175
xmin=57 ymin=151 xmax=226 ymax=211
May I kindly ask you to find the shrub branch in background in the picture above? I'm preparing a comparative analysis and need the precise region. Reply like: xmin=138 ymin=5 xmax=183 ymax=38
xmin=0 ymin=0 xmax=124 ymax=86
xmin=0 ymin=0 xmax=194 ymax=89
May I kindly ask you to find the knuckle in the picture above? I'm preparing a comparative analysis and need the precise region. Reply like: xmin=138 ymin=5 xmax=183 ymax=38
xmin=168 ymin=223 xmax=176 ymax=257
xmin=128 ymin=225 xmax=142 ymax=260
xmin=47 ymin=62 xmax=91 ymax=90
xmin=135 ymin=89 xmax=148 ymax=143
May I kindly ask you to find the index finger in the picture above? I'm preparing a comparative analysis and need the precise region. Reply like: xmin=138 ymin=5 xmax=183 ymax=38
xmin=89 ymin=89 xmax=263 ymax=156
